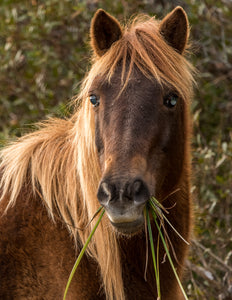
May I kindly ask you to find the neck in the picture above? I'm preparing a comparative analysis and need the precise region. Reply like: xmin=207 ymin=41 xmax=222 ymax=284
xmin=118 ymin=231 xmax=157 ymax=298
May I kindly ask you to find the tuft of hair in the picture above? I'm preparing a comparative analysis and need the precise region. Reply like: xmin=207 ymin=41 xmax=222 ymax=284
xmin=81 ymin=11 xmax=195 ymax=103
xmin=0 ymin=10 xmax=196 ymax=300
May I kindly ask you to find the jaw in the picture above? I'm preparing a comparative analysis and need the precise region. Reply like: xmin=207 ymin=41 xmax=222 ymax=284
xmin=110 ymin=218 xmax=145 ymax=235
xmin=105 ymin=207 xmax=145 ymax=235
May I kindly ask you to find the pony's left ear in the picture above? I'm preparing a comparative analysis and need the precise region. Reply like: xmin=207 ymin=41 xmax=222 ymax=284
xmin=159 ymin=6 xmax=189 ymax=54
xmin=90 ymin=9 xmax=123 ymax=57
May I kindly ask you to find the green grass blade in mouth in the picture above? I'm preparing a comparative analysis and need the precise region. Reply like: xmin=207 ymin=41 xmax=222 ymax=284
xmin=149 ymin=197 xmax=189 ymax=245
xmin=146 ymin=207 xmax=161 ymax=299
xmin=63 ymin=208 xmax=105 ymax=300
xmin=150 ymin=208 xmax=189 ymax=300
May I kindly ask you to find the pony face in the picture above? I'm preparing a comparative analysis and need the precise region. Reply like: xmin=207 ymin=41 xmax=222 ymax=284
xmin=89 ymin=67 xmax=185 ymax=235
xmin=88 ymin=8 xmax=192 ymax=235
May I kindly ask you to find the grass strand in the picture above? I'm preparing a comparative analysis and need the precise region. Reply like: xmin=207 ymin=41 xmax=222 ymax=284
xmin=150 ymin=197 xmax=189 ymax=245
xmin=146 ymin=207 xmax=161 ymax=299
xmin=63 ymin=208 xmax=105 ymax=300
xmin=150 ymin=207 xmax=189 ymax=300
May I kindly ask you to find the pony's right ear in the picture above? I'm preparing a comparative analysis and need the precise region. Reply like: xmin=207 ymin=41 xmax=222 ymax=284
xmin=90 ymin=9 xmax=122 ymax=57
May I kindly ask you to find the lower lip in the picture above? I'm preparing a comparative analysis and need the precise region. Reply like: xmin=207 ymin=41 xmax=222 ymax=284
xmin=110 ymin=218 xmax=144 ymax=234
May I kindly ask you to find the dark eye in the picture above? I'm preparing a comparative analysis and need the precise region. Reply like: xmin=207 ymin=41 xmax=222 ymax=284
xmin=89 ymin=94 xmax=100 ymax=107
xmin=164 ymin=94 xmax=178 ymax=108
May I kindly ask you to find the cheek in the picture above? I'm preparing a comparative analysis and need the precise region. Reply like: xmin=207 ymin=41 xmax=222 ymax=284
xmin=147 ymin=149 xmax=167 ymax=187
xmin=147 ymin=111 xmax=184 ymax=191
xmin=159 ymin=112 xmax=186 ymax=192
xmin=157 ymin=108 xmax=184 ymax=153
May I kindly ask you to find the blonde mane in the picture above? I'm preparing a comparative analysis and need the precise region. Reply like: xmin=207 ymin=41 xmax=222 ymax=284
xmin=0 ymin=14 xmax=195 ymax=300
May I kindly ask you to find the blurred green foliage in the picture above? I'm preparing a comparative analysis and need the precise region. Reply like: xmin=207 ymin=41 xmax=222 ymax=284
xmin=0 ymin=0 xmax=231 ymax=299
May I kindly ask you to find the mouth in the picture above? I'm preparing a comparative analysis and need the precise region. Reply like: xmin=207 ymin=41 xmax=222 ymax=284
xmin=103 ymin=202 xmax=146 ymax=235
xmin=110 ymin=216 xmax=144 ymax=235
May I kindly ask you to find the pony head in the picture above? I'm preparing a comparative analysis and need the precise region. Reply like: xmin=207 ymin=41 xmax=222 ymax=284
xmin=84 ymin=7 xmax=193 ymax=235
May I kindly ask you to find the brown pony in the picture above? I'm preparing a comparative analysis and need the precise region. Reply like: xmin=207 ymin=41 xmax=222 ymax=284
xmin=0 ymin=7 xmax=195 ymax=300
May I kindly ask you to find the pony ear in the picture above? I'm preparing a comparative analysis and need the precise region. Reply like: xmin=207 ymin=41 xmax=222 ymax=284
xmin=159 ymin=6 xmax=189 ymax=54
xmin=90 ymin=9 xmax=122 ymax=57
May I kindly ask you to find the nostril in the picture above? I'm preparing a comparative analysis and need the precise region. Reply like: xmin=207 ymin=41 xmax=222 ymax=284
xmin=97 ymin=182 xmax=110 ymax=205
xmin=98 ymin=178 xmax=149 ymax=207
xmin=131 ymin=179 xmax=150 ymax=205
xmin=97 ymin=181 xmax=115 ymax=205
xmin=133 ymin=180 xmax=143 ymax=195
